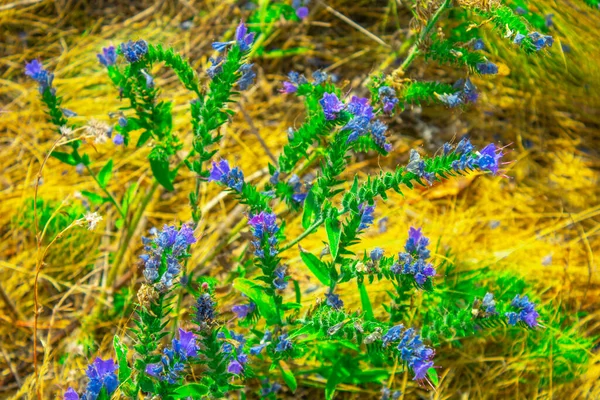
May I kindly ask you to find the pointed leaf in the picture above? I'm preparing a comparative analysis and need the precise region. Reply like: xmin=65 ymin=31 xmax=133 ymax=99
xmin=279 ymin=360 xmax=297 ymax=393
xmin=98 ymin=159 xmax=113 ymax=188
xmin=172 ymin=383 xmax=208 ymax=398
xmin=113 ymin=336 xmax=132 ymax=384
xmin=428 ymin=368 xmax=439 ymax=386
xmin=325 ymin=215 xmax=341 ymax=260
xmin=299 ymin=250 xmax=330 ymax=286
xmin=149 ymin=154 xmax=174 ymax=191
xmin=302 ymin=189 xmax=318 ymax=230
xmin=357 ymin=281 xmax=374 ymax=321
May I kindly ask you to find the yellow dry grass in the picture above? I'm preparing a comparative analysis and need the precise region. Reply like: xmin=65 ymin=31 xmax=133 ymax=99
xmin=0 ymin=0 xmax=599 ymax=398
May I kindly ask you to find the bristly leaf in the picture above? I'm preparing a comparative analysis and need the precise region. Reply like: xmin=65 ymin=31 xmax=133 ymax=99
xmin=325 ymin=215 xmax=341 ymax=260
xmin=299 ymin=250 xmax=330 ymax=286
xmin=98 ymin=159 xmax=113 ymax=188
xmin=358 ymin=281 xmax=374 ymax=321
xmin=279 ymin=360 xmax=298 ymax=393
xmin=113 ymin=335 xmax=133 ymax=390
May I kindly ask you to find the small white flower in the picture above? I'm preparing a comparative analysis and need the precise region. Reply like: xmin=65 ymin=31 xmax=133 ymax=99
xmin=85 ymin=212 xmax=102 ymax=230
xmin=59 ymin=125 xmax=73 ymax=137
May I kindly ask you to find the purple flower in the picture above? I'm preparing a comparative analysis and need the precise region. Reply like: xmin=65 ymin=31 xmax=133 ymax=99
xmin=411 ymin=359 xmax=434 ymax=381
xmin=358 ymin=203 xmax=375 ymax=231
xmin=228 ymin=359 xmax=244 ymax=374
xmin=282 ymin=81 xmax=298 ymax=93
xmin=455 ymin=137 xmax=474 ymax=155
xmin=476 ymin=61 xmax=498 ymax=75
xmin=395 ymin=327 xmax=435 ymax=381
xmin=145 ymin=362 xmax=163 ymax=377
xmin=393 ymin=227 xmax=435 ymax=286
xmin=120 ymin=40 xmax=148 ymax=63
xmin=296 ymin=6 xmax=309 ymax=19
xmin=235 ymin=21 xmax=255 ymax=52
xmin=506 ymin=294 xmax=539 ymax=328
xmin=319 ymin=92 xmax=344 ymax=120
xmin=481 ymin=292 xmax=497 ymax=315
xmin=232 ymin=302 xmax=256 ymax=319
xmin=382 ymin=324 xmax=404 ymax=346
xmin=248 ymin=212 xmax=279 ymax=258
xmin=113 ymin=134 xmax=124 ymax=145
xmin=312 ymin=70 xmax=328 ymax=85
xmin=347 ymin=96 xmax=374 ymax=119
xmin=85 ymin=357 xmax=118 ymax=397
xmin=275 ymin=333 xmax=293 ymax=352
xmin=476 ymin=143 xmax=504 ymax=175
xmin=64 ymin=388 xmax=79 ymax=400
xmin=25 ymin=59 xmax=53 ymax=93
xmin=97 ymin=46 xmax=117 ymax=67
xmin=369 ymin=120 xmax=391 ymax=152
xmin=209 ymin=159 xmax=245 ymax=192
xmin=173 ymin=328 xmax=198 ymax=359
xmin=528 ymin=32 xmax=553 ymax=51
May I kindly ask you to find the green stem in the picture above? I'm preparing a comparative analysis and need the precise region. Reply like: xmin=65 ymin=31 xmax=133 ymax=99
xmin=84 ymin=163 xmax=126 ymax=218
xmin=392 ymin=0 xmax=451 ymax=76
xmin=279 ymin=216 xmax=325 ymax=253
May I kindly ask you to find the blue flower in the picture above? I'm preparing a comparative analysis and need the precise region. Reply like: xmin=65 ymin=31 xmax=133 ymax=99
xmin=436 ymin=92 xmax=463 ymax=108
xmin=513 ymin=33 xmax=526 ymax=45
xmin=506 ymin=295 xmax=540 ymax=328
xmin=207 ymin=56 xmax=223 ymax=79
xmin=481 ymin=292 xmax=497 ymax=315
xmin=113 ymin=134 xmax=124 ymax=146
xmin=248 ymin=212 xmax=279 ymax=258
xmin=369 ymin=120 xmax=392 ymax=152
xmin=378 ymin=86 xmax=398 ymax=114
xmin=476 ymin=61 xmax=498 ymax=75
xmin=325 ymin=290 xmax=344 ymax=310
xmin=346 ymin=96 xmax=374 ymax=119
xmin=319 ymin=92 xmax=344 ymax=120
xmin=293 ymin=0 xmax=311 ymax=19
xmin=370 ymin=247 xmax=384 ymax=261
xmin=392 ymin=227 xmax=435 ymax=286
xmin=235 ymin=21 xmax=255 ymax=52
xmin=406 ymin=149 xmax=425 ymax=177
xmin=120 ymin=40 xmax=148 ymax=63
xmin=358 ymin=203 xmax=375 ymax=231
xmin=455 ymin=137 xmax=474 ymax=155
xmin=208 ymin=159 xmax=245 ymax=192
xmin=97 ymin=46 xmax=117 ymax=67
xmin=212 ymin=41 xmax=234 ymax=52
xmin=172 ymin=328 xmax=199 ymax=359
xmin=140 ymin=224 xmax=196 ymax=290
xmin=453 ymin=78 xmax=478 ymax=104
xmin=528 ymin=32 xmax=554 ymax=51
xmin=237 ymin=63 xmax=256 ymax=90
xmin=273 ymin=265 xmax=288 ymax=290
xmin=312 ymin=70 xmax=328 ymax=85
xmin=118 ymin=116 xmax=128 ymax=127
xmin=84 ymin=357 xmax=119 ymax=399
xmin=232 ymin=302 xmax=256 ymax=319
xmin=261 ymin=379 xmax=283 ymax=397
xmin=25 ymin=59 xmax=54 ymax=93
xmin=382 ymin=324 xmax=404 ymax=347
xmin=394 ymin=327 xmax=435 ymax=381
xmin=227 ymin=359 xmax=244 ymax=374
xmin=64 ymin=387 xmax=79 ymax=400
xmin=473 ymin=38 xmax=486 ymax=50
xmin=476 ymin=143 xmax=504 ymax=175
xmin=275 ymin=333 xmax=293 ymax=352
xmin=515 ymin=6 xmax=526 ymax=15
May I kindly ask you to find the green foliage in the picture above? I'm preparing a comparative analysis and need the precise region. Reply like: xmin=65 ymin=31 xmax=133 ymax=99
xmin=426 ymin=36 xmax=488 ymax=71
xmin=13 ymin=198 xmax=85 ymax=240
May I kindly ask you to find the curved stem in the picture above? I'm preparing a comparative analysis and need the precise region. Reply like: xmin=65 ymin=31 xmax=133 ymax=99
xmin=83 ymin=163 xmax=126 ymax=218
xmin=391 ymin=0 xmax=451 ymax=77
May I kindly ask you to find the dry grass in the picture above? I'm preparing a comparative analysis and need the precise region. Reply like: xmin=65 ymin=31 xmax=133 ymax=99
xmin=0 ymin=0 xmax=599 ymax=398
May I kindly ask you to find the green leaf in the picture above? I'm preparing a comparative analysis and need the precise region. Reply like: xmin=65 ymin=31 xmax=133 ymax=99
xmin=233 ymin=278 xmax=280 ymax=325
xmin=325 ymin=215 xmax=341 ymax=260
xmin=427 ymin=368 xmax=439 ymax=386
xmin=149 ymin=154 xmax=174 ymax=191
xmin=302 ymin=189 xmax=319 ymax=230
xmin=325 ymin=368 xmax=343 ymax=400
xmin=113 ymin=336 xmax=132 ymax=385
xmin=98 ymin=159 xmax=113 ymax=188
xmin=172 ymin=383 xmax=209 ymax=398
xmin=299 ymin=251 xmax=330 ymax=286
xmin=358 ymin=281 xmax=374 ymax=321
xmin=81 ymin=190 xmax=108 ymax=205
xmin=136 ymin=129 xmax=152 ymax=147
xmin=279 ymin=360 xmax=297 ymax=393
xmin=121 ymin=183 xmax=138 ymax=215
xmin=51 ymin=151 xmax=78 ymax=166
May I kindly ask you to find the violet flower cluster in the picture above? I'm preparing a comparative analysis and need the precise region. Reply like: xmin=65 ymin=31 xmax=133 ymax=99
xmin=381 ymin=325 xmax=435 ymax=381
xmin=97 ymin=46 xmax=117 ymax=67
xmin=292 ymin=0 xmax=310 ymax=19
xmin=209 ymin=159 xmax=245 ymax=192
xmin=377 ymin=86 xmax=399 ymax=114
xmin=64 ymin=358 xmax=118 ymax=400
xmin=506 ymin=294 xmax=540 ymax=328
xmin=145 ymin=329 xmax=199 ymax=384
xmin=211 ymin=22 xmax=256 ymax=90
xmin=248 ymin=211 xmax=279 ymax=259
xmin=436 ymin=78 xmax=478 ymax=108
xmin=120 ymin=40 xmax=149 ymax=63
xmin=447 ymin=137 xmax=504 ymax=175
xmin=25 ymin=60 xmax=54 ymax=94
xmin=232 ymin=302 xmax=256 ymax=319
xmin=218 ymin=330 xmax=250 ymax=374
xmin=140 ymin=224 xmax=196 ymax=291
xmin=195 ymin=292 xmax=216 ymax=326
xmin=358 ymin=203 xmax=375 ymax=231
xmin=391 ymin=227 xmax=436 ymax=286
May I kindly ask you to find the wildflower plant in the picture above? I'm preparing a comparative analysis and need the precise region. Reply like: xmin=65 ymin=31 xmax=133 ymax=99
xmin=21 ymin=2 xmax=576 ymax=398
